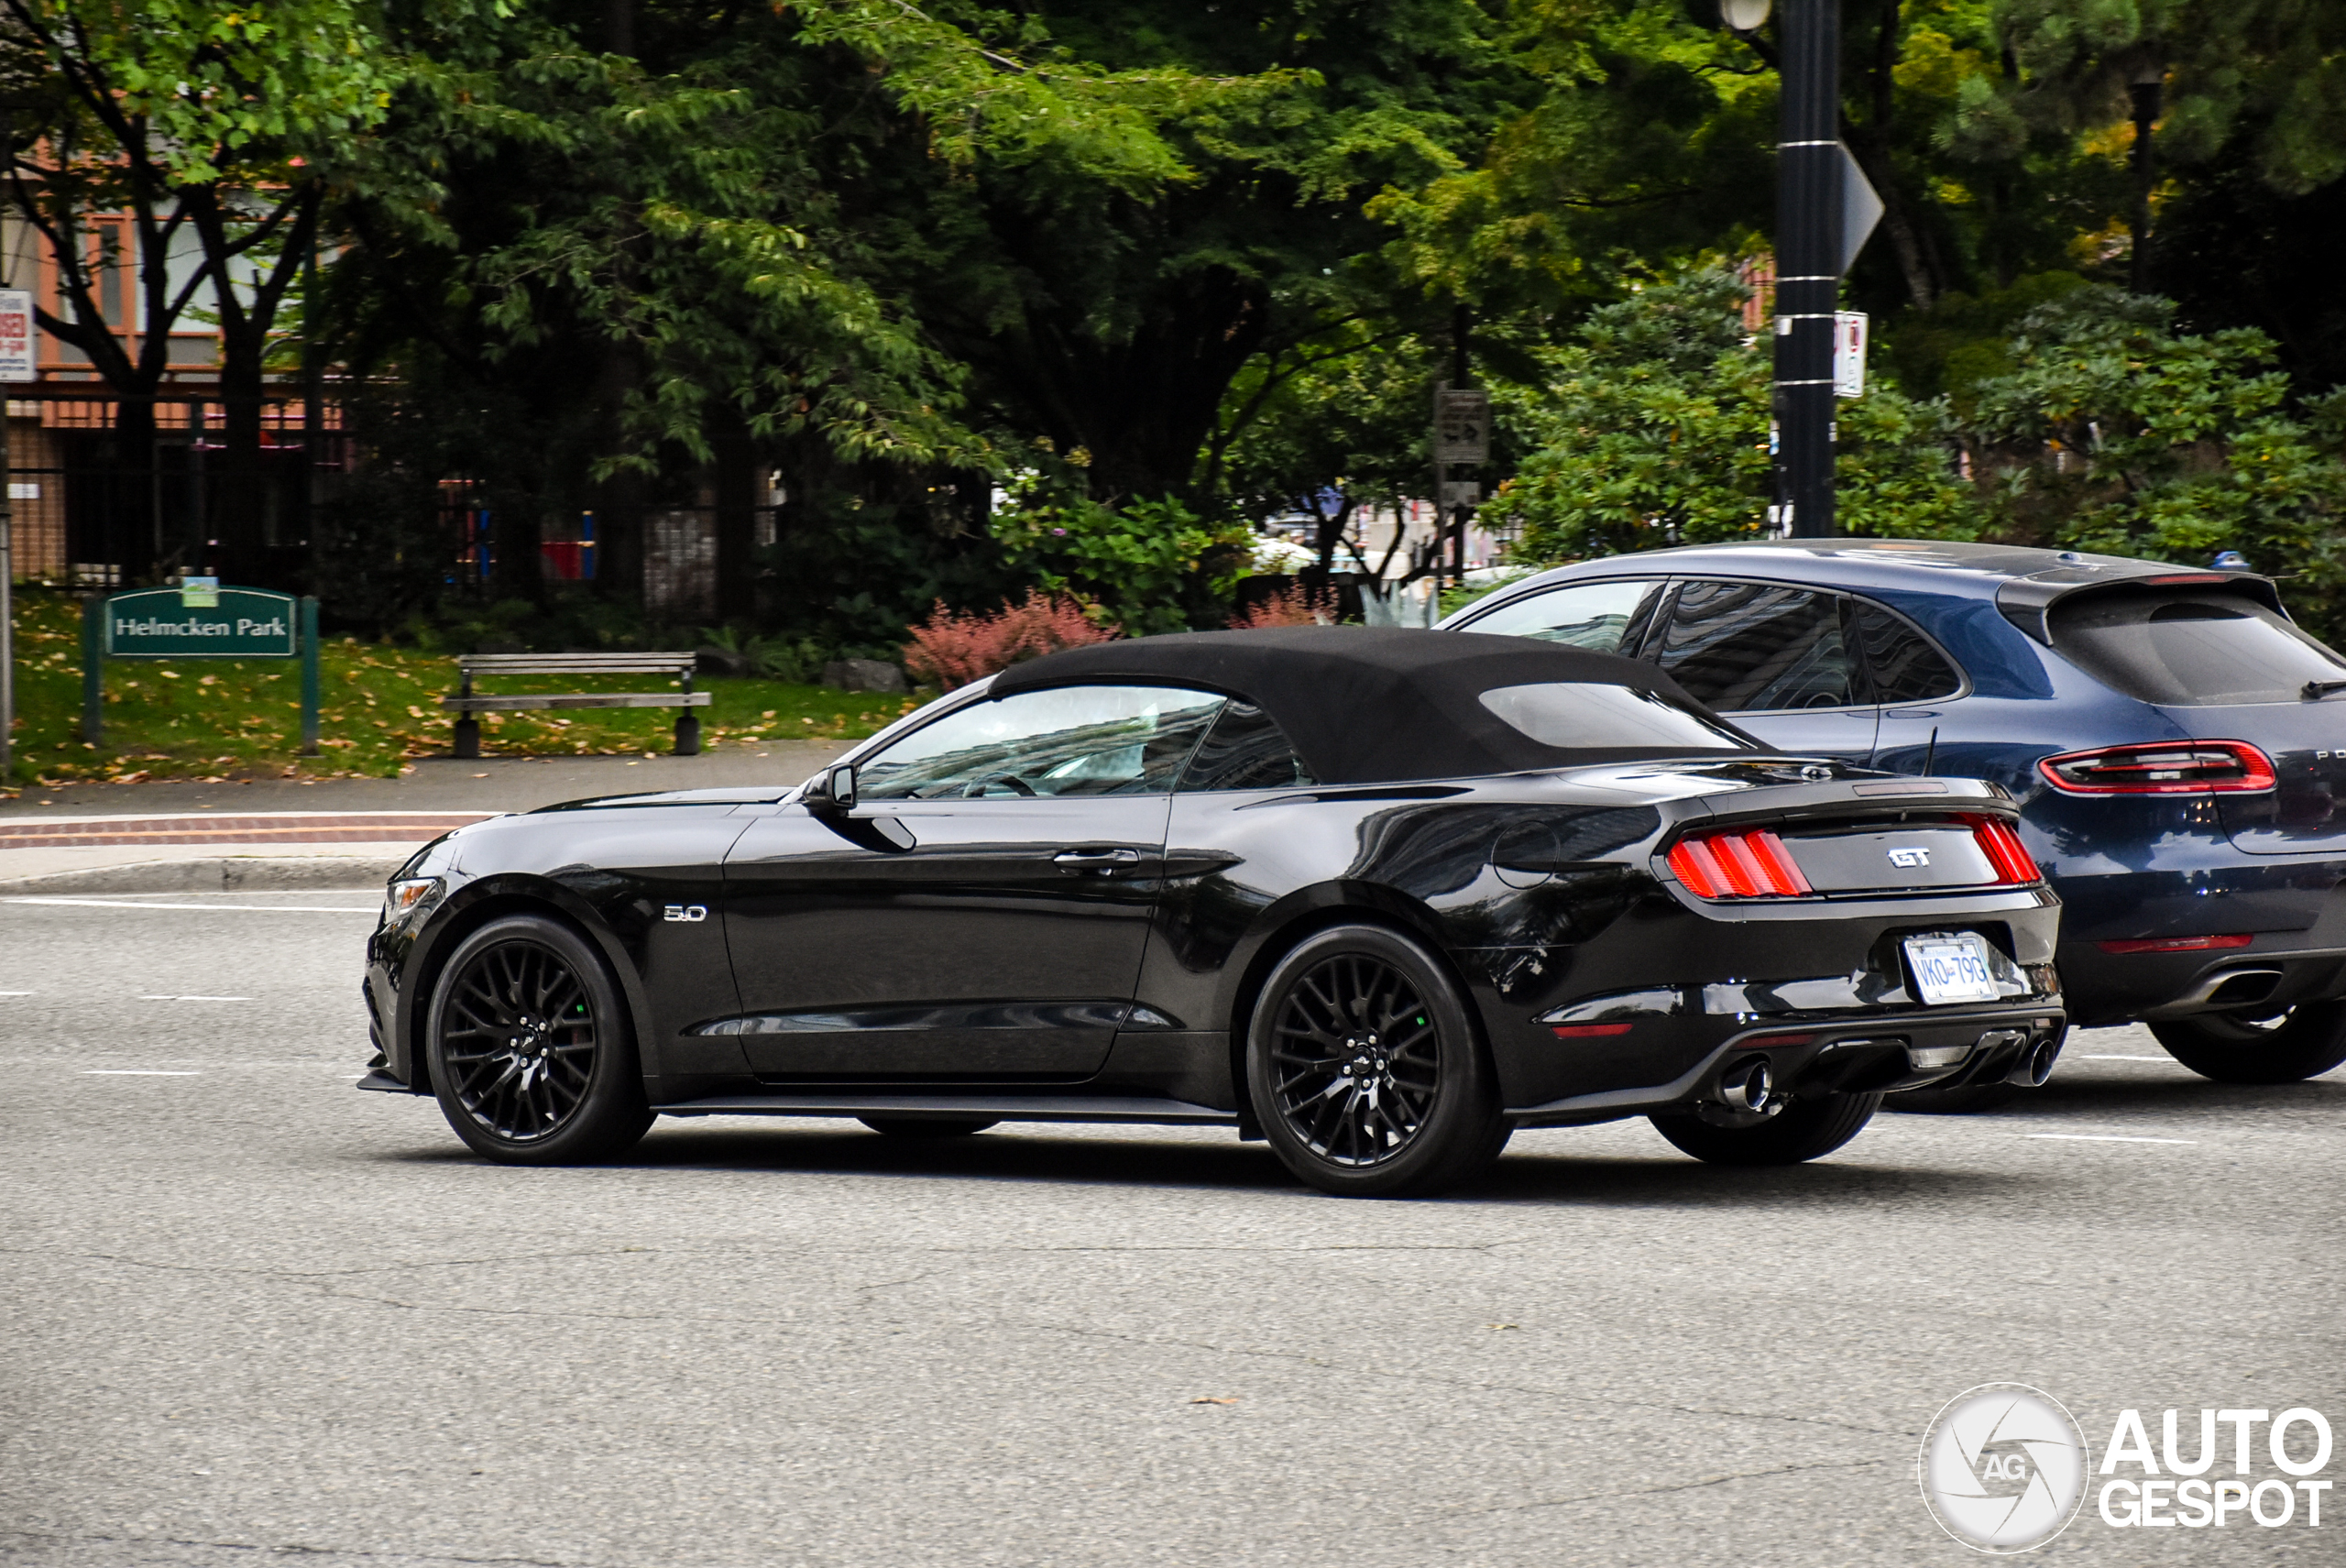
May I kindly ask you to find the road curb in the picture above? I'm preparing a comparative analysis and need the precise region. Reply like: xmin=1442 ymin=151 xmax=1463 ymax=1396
xmin=0 ymin=856 xmax=404 ymax=894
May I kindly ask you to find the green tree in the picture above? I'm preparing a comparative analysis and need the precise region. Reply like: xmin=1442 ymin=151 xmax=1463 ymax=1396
xmin=1485 ymin=270 xmax=1980 ymax=560
xmin=1967 ymin=286 xmax=2346 ymax=637
xmin=0 ymin=0 xmax=398 ymax=583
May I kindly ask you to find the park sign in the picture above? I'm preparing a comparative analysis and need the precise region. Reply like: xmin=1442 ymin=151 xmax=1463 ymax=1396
xmin=81 ymin=583 xmax=323 ymax=754
xmin=105 ymin=584 xmax=298 ymax=657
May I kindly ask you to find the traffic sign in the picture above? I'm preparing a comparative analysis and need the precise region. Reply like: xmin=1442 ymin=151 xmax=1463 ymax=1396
xmin=1433 ymin=387 xmax=1489 ymax=465
xmin=1836 ymin=146 xmax=1884 ymax=278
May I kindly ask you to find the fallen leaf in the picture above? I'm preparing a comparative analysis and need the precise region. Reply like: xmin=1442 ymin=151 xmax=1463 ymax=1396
xmin=1485 ymin=1323 xmax=1520 ymax=1331
xmin=1189 ymin=1396 xmax=1239 ymax=1406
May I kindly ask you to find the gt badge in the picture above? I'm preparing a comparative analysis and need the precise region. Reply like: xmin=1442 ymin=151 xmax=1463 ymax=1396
xmin=663 ymin=905 xmax=708 ymax=923
xmin=1887 ymin=847 xmax=1931 ymax=869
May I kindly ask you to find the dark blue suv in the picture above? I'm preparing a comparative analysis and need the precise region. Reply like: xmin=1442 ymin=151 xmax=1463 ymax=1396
xmin=1441 ymin=541 xmax=2346 ymax=1092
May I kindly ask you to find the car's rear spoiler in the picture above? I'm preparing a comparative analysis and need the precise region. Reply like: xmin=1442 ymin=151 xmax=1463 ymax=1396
xmin=1995 ymin=567 xmax=2286 ymax=645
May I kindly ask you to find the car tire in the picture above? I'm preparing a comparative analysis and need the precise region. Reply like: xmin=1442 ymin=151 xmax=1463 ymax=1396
xmin=1882 ymin=1080 xmax=2023 ymax=1114
xmin=1648 ymin=1091 xmax=1883 ymax=1166
xmin=2151 ymin=1002 xmax=2346 ymax=1083
xmin=1245 ymin=924 xmax=1507 ymax=1198
xmin=425 ymin=914 xmax=654 ymax=1165
xmin=859 ymin=1117 xmax=1000 ymax=1138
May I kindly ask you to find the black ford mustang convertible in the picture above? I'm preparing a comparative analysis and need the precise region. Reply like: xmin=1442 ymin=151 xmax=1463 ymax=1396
xmin=361 ymin=628 xmax=2066 ymax=1195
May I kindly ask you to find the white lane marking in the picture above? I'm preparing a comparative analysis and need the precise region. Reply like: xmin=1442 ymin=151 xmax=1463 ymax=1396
xmin=0 ymin=990 xmax=30 ymax=996
xmin=3 ymin=898 xmax=378 ymax=913
xmin=2024 ymin=1133 xmax=2198 ymax=1145
xmin=2080 ymin=1053 xmax=2169 ymax=1061
xmin=137 ymin=994 xmax=252 ymax=1003
xmin=82 ymin=1069 xmax=202 ymax=1076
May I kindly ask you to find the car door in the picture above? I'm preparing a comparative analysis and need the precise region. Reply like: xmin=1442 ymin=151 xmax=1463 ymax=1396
xmin=718 ymin=683 xmax=1226 ymax=1080
xmin=1648 ymin=579 xmax=1880 ymax=762
xmin=1850 ymin=598 xmax=1968 ymax=771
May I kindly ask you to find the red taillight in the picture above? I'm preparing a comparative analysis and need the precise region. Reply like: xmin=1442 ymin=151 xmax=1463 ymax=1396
xmin=2097 ymin=933 xmax=2253 ymax=955
xmin=1550 ymin=1022 xmax=1634 ymax=1038
xmin=1668 ymin=828 xmax=1812 ymax=898
xmin=1967 ymin=817 xmax=2042 ymax=884
xmin=2038 ymin=740 xmax=2276 ymax=795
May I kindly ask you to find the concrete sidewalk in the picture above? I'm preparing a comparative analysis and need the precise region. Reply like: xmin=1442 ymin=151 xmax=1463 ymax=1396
xmin=0 ymin=742 xmax=846 ymax=893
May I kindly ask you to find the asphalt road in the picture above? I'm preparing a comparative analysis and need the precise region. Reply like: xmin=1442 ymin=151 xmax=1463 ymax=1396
xmin=4 ymin=894 xmax=2341 ymax=1567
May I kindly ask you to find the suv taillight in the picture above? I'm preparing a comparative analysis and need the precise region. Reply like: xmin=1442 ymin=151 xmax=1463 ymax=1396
xmin=1668 ymin=829 xmax=1812 ymax=898
xmin=1966 ymin=816 xmax=2042 ymax=884
xmin=2038 ymin=740 xmax=2275 ymax=795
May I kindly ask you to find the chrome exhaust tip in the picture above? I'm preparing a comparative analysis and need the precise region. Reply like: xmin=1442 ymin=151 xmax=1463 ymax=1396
xmin=2006 ymin=1035 xmax=2061 ymax=1088
xmin=1723 ymin=1058 xmax=1775 ymax=1113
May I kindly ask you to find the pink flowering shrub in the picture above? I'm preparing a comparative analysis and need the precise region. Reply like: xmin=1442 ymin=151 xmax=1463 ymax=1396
xmin=1227 ymin=582 xmax=1335 ymax=630
xmin=902 ymin=590 xmax=1119 ymax=689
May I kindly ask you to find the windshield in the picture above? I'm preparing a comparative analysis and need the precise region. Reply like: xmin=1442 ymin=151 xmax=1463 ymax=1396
xmin=1477 ymin=683 xmax=1751 ymax=751
xmin=2049 ymin=591 xmax=2346 ymax=707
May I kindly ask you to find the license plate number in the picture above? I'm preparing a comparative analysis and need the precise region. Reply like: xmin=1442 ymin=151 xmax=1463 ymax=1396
xmin=1904 ymin=933 xmax=2001 ymax=1005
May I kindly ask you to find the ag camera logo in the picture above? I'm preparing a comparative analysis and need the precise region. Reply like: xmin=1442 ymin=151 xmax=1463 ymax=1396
xmin=1919 ymin=1384 xmax=2089 ymax=1552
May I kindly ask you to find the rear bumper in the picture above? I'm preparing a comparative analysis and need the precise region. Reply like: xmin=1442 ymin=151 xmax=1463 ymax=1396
xmin=2056 ymin=937 xmax=2346 ymax=1025
xmin=1506 ymin=1003 xmax=2066 ymax=1126
xmin=2043 ymin=850 xmax=2346 ymax=1025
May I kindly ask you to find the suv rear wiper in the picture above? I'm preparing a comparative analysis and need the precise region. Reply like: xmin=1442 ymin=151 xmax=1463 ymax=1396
xmin=2304 ymin=680 xmax=2346 ymax=699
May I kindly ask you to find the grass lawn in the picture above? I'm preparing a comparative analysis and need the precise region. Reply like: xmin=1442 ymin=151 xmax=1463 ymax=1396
xmin=3 ymin=591 xmax=924 ymax=795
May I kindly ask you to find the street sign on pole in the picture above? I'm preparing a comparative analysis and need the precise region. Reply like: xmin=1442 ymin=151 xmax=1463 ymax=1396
xmin=1432 ymin=387 xmax=1489 ymax=465
xmin=0 ymin=287 xmax=26 ymax=784
xmin=1834 ymin=312 xmax=1869 ymax=399
xmin=1836 ymin=146 xmax=1883 ymax=279
xmin=1439 ymin=479 xmax=1482 ymax=510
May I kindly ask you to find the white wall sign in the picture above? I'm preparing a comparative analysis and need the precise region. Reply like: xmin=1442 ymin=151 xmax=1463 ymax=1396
xmin=0 ymin=290 xmax=31 ymax=383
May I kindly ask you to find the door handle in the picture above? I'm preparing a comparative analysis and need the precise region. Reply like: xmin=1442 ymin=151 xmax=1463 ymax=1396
xmin=1054 ymin=847 xmax=1144 ymax=872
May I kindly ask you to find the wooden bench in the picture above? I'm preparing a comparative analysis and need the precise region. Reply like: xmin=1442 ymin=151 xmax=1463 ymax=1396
xmin=442 ymin=652 xmax=712 ymax=759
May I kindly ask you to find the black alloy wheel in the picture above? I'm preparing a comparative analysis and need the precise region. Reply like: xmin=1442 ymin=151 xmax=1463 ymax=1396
xmin=860 ymin=1117 xmax=1001 ymax=1138
xmin=1246 ymin=925 xmax=1507 ymax=1198
xmin=2151 ymin=1001 xmax=2346 ymax=1084
xmin=1649 ymin=1091 xmax=1883 ymax=1166
xmin=426 ymin=915 xmax=654 ymax=1165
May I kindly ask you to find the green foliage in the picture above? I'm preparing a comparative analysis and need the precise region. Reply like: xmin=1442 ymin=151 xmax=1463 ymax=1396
xmin=1968 ymin=287 xmax=2346 ymax=638
xmin=992 ymin=492 xmax=1254 ymax=635
xmin=1485 ymin=272 xmax=1980 ymax=561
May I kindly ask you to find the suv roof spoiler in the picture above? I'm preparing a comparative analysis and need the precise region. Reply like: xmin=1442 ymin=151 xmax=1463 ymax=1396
xmin=1995 ymin=566 xmax=2285 ymax=645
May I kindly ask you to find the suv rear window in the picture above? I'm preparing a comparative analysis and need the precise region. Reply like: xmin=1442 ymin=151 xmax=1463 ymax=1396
xmin=2049 ymin=591 xmax=2346 ymax=707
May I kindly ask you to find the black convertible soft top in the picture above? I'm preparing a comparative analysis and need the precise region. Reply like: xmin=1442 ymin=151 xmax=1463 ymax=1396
xmin=987 ymin=625 xmax=1760 ymax=784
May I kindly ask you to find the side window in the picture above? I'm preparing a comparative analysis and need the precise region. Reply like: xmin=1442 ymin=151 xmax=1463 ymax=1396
xmin=1455 ymin=578 xmax=1668 ymax=656
xmin=1655 ymin=581 xmax=1858 ymax=712
xmin=1852 ymin=600 xmax=1963 ymax=704
xmin=858 ymin=685 xmax=1225 ymax=801
xmin=1178 ymin=701 xmax=1317 ymax=792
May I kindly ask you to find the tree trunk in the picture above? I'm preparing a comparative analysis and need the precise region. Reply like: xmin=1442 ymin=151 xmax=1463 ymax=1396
xmin=106 ymin=398 xmax=160 ymax=583
xmin=713 ymin=411 xmax=759 ymax=622
xmin=212 ymin=349 xmax=269 ymax=587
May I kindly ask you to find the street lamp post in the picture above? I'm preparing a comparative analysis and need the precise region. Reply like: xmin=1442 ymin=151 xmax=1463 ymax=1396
xmin=1771 ymin=0 xmax=1839 ymax=539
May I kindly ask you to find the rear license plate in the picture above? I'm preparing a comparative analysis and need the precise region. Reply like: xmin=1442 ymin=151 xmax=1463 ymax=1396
xmin=1904 ymin=932 xmax=2001 ymax=1005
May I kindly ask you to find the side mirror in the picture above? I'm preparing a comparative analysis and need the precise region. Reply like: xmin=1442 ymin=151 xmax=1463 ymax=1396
xmin=816 ymin=762 xmax=857 ymax=812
